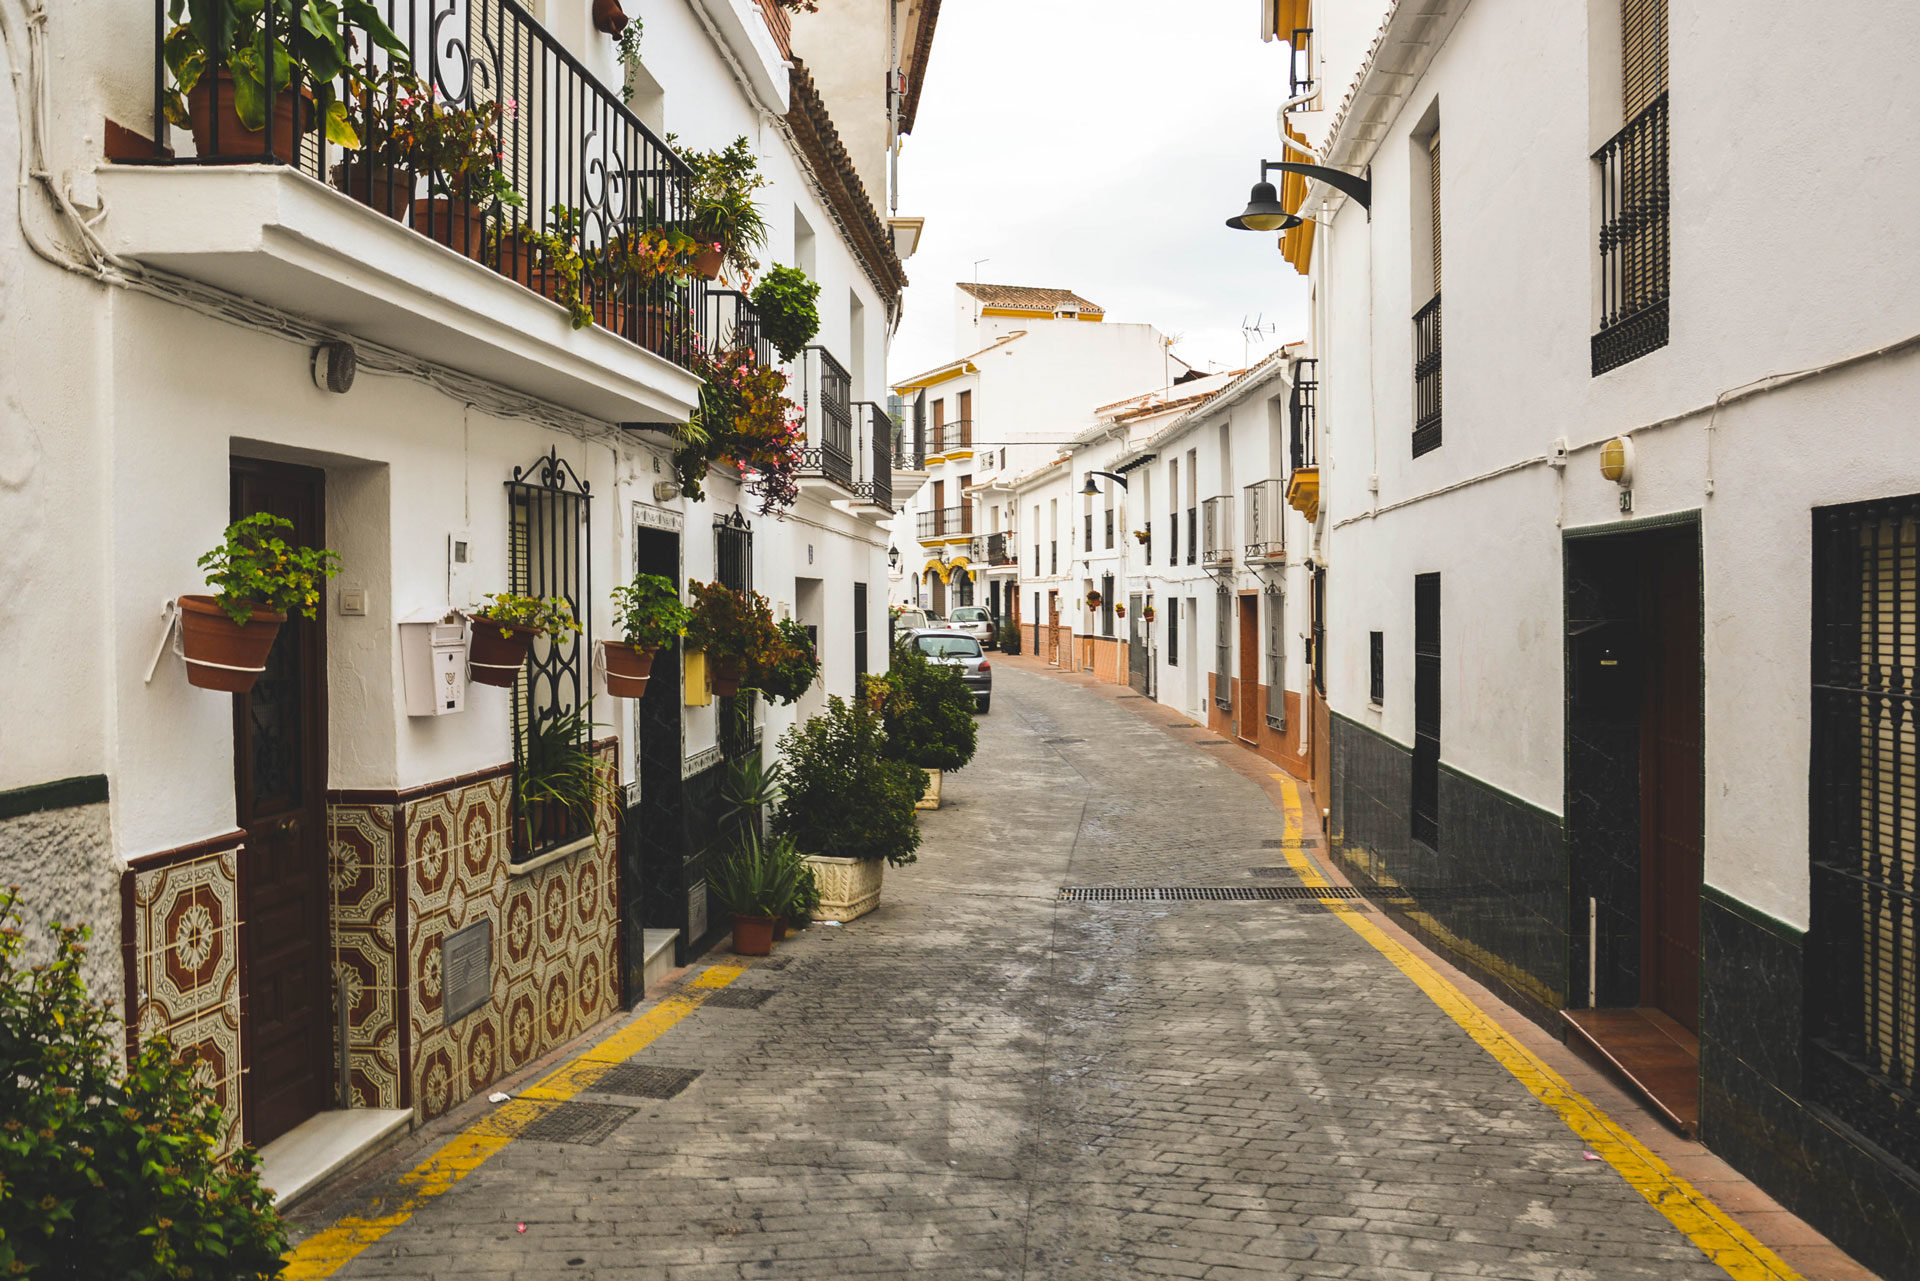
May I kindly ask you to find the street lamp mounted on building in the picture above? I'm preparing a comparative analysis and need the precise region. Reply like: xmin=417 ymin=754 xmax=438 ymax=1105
xmin=1081 ymin=471 xmax=1130 ymax=495
xmin=1225 ymin=160 xmax=1373 ymax=232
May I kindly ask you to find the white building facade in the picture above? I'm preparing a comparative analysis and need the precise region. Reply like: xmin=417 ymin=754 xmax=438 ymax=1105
xmin=0 ymin=0 xmax=936 ymax=1166
xmin=1268 ymin=0 xmax=1920 ymax=1270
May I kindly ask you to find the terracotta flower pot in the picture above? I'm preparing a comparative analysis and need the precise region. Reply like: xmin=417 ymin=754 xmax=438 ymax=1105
xmin=731 ymin=913 xmax=777 ymax=957
xmin=636 ymin=305 xmax=673 ymax=356
xmin=177 ymin=595 xmax=285 ymax=693
xmin=709 ymin=655 xmax=745 ymax=698
xmin=330 ymin=162 xmax=414 ymax=221
xmin=691 ymin=246 xmax=724 ymax=281
xmin=603 ymin=640 xmax=658 ymax=698
xmin=412 ymin=197 xmax=489 ymax=261
xmin=468 ymin=618 xmax=539 ymax=687
xmin=186 ymin=72 xmax=307 ymax=161
xmin=591 ymin=295 xmax=629 ymax=336
xmin=772 ymin=918 xmax=789 ymax=942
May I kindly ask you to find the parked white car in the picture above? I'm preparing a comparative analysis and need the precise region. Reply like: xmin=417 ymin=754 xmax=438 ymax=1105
xmin=948 ymin=606 xmax=995 ymax=648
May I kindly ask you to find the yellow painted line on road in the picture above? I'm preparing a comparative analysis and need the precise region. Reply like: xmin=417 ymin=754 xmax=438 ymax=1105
xmin=1270 ymin=775 xmax=1799 ymax=1281
xmin=283 ymin=961 xmax=750 ymax=1279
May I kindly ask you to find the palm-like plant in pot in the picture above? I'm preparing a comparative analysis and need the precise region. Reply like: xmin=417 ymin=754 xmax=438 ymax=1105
xmin=679 ymin=136 xmax=769 ymax=281
xmin=162 ymin=0 xmax=409 ymax=160
xmin=684 ymin=581 xmax=779 ymax=697
xmin=514 ymin=706 xmax=615 ymax=855
xmin=604 ymin=573 xmax=691 ymax=698
xmin=707 ymin=829 xmax=806 ymax=956
xmin=469 ymin=592 xmax=578 ymax=687
xmin=182 ymin=513 xmax=340 ymax=692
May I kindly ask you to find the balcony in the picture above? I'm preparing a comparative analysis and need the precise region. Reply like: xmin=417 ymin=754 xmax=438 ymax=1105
xmin=1592 ymin=93 xmax=1670 ymax=376
xmin=916 ymin=506 xmax=973 ymax=545
xmin=971 ymin=532 xmax=1016 ymax=568
xmin=1287 ymin=359 xmax=1320 ymax=522
xmin=1201 ymin=495 xmax=1235 ymax=567
xmin=796 ymin=346 xmax=855 ymax=494
xmin=108 ymin=0 xmax=724 ymax=423
xmin=1244 ymin=479 xmax=1284 ymax=562
xmin=927 ymin=419 xmax=974 ymax=461
xmin=851 ymin=402 xmax=893 ymax=515
xmin=1413 ymin=293 xmax=1443 ymax=457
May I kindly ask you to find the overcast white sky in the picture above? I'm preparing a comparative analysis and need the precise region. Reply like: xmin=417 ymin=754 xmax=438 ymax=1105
xmin=886 ymin=0 xmax=1312 ymax=384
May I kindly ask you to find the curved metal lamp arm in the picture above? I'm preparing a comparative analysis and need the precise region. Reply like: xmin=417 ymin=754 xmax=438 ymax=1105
xmin=1086 ymin=470 xmax=1130 ymax=490
xmin=1261 ymin=160 xmax=1372 ymax=211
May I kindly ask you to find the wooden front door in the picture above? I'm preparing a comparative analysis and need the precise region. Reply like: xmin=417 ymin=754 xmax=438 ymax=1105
xmin=1237 ymin=595 xmax=1261 ymax=743
xmin=232 ymin=459 xmax=332 ymax=1145
xmin=1640 ymin=534 xmax=1703 ymax=1031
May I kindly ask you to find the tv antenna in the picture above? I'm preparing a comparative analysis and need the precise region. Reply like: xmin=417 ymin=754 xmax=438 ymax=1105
xmin=1240 ymin=314 xmax=1278 ymax=368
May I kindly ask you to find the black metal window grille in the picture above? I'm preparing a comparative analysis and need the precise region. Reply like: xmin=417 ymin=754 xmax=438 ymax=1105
xmin=142 ymin=0 xmax=729 ymax=369
xmin=1105 ymin=508 xmax=1115 ymax=549
xmin=940 ymin=419 xmax=974 ymax=454
xmin=799 ymin=347 xmax=854 ymax=490
xmin=1265 ymin=588 xmax=1286 ymax=729
xmin=1101 ymin=575 xmax=1115 ymax=638
xmin=858 ymin=403 xmax=892 ymax=511
xmin=853 ymin=582 xmax=869 ymax=679
xmin=1369 ymin=631 xmax=1385 ymax=705
xmin=1290 ymin=359 xmax=1318 ymax=471
xmin=1593 ymin=92 xmax=1670 ymax=376
xmin=1214 ymin=588 xmax=1233 ymax=710
xmin=983 ymin=531 xmax=1012 ymax=566
xmin=1033 ymin=541 xmax=1040 ymax=575
xmin=507 ymin=448 xmax=591 ymax=859
xmin=953 ymin=570 xmax=975 ymax=608
xmin=1084 ymin=510 xmax=1093 ymax=550
xmin=1187 ymin=508 xmax=1198 ymax=565
xmin=1413 ymin=574 xmax=1441 ymax=849
xmin=1413 ymin=294 xmax=1443 ymax=457
xmin=1311 ymin=567 xmax=1326 ymax=696
xmin=1810 ymin=497 xmax=1920 ymax=1168
xmin=715 ymin=509 xmax=756 ymax=762
xmin=911 ymin=391 xmax=928 ymax=468
xmin=1145 ymin=519 xmax=1152 ymax=566
xmin=1169 ymin=505 xmax=1179 ymax=564
xmin=1288 ymin=28 xmax=1316 ymax=109
xmin=1168 ymin=597 xmax=1179 ymax=667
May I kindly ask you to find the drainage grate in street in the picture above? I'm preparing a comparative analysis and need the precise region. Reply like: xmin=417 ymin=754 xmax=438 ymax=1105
xmin=1250 ymin=866 xmax=1290 ymax=878
xmin=1262 ymin=838 xmax=1319 ymax=848
xmin=590 ymin=1064 xmax=702 ymax=1100
xmin=1058 ymin=885 xmax=1365 ymax=902
xmin=1044 ymin=737 xmax=1086 ymax=745
xmin=518 ymin=1101 xmax=637 ymax=1146
xmin=703 ymin=987 xmax=774 ymax=1009
xmin=1194 ymin=741 xmax=1232 ymax=747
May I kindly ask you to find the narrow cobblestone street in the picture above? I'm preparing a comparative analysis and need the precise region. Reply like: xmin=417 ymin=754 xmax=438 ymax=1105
xmin=289 ymin=666 xmax=1839 ymax=1280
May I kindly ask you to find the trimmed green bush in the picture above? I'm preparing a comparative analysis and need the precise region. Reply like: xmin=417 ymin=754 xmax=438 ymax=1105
xmin=772 ymin=697 xmax=926 ymax=866
xmin=0 ymin=891 xmax=288 ymax=1279
xmin=882 ymin=643 xmax=979 ymax=773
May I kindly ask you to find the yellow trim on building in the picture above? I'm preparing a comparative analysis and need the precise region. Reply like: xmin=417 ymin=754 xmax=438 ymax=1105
xmin=977 ymin=306 xmax=1104 ymax=322
xmin=892 ymin=363 xmax=976 ymax=393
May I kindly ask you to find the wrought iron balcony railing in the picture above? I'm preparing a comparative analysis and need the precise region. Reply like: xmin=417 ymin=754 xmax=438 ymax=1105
xmin=971 ymin=532 xmax=1015 ymax=567
xmin=797 ymin=345 xmax=854 ymax=491
xmin=1289 ymin=358 xmax=1318 ymax=472
xmin=852 ymin=402 xmax=892 ymax=511
xmin=931 ymin=419 xmax=973 ymax=456
xmin=916 ymin=506 xmax=972 ymax=542
xmin=140 ymin=0 xmax=734 ymax=371
xmin=1413 ymin=293 xmax=1443 ymax=457
xmin=1593 ymin=93 xmax=1670 ymax=376
xmin=1243 ymin=479 xmax=1284 ymax=562
xmin=1202 ymin=495 xmax=1235 ymax=566
xmin=892 ymin=422 xmax=927 ymax=471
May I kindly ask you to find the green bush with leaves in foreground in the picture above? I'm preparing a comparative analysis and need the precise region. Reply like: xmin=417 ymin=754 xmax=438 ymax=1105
xmin=771 ymin=696 xmax=927 ymax=866
xmin=881 ymin=643 xmax=979 ymax=773
xmin=0 ymin=891 xmax=287 ymax=1279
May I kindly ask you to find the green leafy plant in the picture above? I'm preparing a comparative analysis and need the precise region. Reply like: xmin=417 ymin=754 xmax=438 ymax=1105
xmin=674 ymin=343 xmax=803 ymax=510
xmin=162 ymin=0 xmax=410 ymax=147
xmin=0 ymin=890 xmax=289 ymax=1279
xmin=680 ymin=136 xmax=769 ymax=279
xmin=707 ymin=828 xmax=805 ymax=918
xmin=506 ymin=204 xmax=592 ymax=328
xmin=685 ymin=582 xmax=780 ymax=664
xmin=514 ymin=707 xmax=614 ymax=853
xmin=749 ymin=617 xmax=819 ymax=706
xmin=997 ymin=619 xmax=1023 ymax=655
xmin=475 ymin=592 xmax=580 ymax=642
xmin=389 ymin=92 xmax=523 ymax=211
xmin=771 ymin=696 xmax=927 ymax=866
xmin=615 ymin=19 xmax=645 ymax=103
xmin=196 ymin=512 xmax=342 ymax=626
xmin=721 ymin=754 xmax=785 ymax=817
xmin=610 ymin=573 xmax=691 ymax=650
xmin=750 ymin=265 xmax=821 ymax=363
xmin=781 ymin=841 xmax=821 ymax=926
xmin=880 ymin=643 xmax=980 ymax=772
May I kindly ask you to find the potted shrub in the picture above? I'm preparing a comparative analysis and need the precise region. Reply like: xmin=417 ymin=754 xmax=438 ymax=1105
xmin=180 ymin=513 xmax=340 ymax=693
xmin=750 ymin=265 xmax=821 ymax=362
xmin=514 ymin=706 xmax=614 ymax=854
xmin=684 ymin=581 xmax=778 ymax=697
xmin=997 ymin=619 xmax=1023 ymax=655
xmin=770 ymin=696 xmax=926 ymax=921
xmin=1116 ymin=601 xmax=1128 ymax=619
xmin=330 ymin=67 xmax=422 ymax=220
xmin=162 ymin=0 xmax=408 ymax=160
xmin=392 ymin=96 xmax=524 ymax=260
xmin=469 ymin=592 xmax=578 ymax=688
xmin=748 ymin=616 xmax=819 ymax=706
xmin=679 ymin=136 xmax=769 ymax=281
xmin=879 ymin=642 xmax=980 ymax=809
xmin=708 ymin=829 xmax=804 ymax=955
xmin=1085 ymin=589 xmax=1104 ymax=610
xmin=494 ymin=204 xmax=593 ymax=327
xmin=0 ymin=892 xmax=289 ymax=1277
xmin=1143 ymin=603 xmax=1157 ymax=623
xmin=605 ymin=572 xmax=691 ymax=698
xmin=596 ymin=224 xmax=697 ymax=338
xmin=674 ymin=343 xmax=803 ymax=512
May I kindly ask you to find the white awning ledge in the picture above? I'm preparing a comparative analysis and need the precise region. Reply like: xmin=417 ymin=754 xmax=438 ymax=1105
xmin=94 ymin=165 xmax=702 ymax=425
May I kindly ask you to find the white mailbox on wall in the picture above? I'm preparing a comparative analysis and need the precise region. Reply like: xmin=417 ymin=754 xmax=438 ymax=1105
xmin=400 ymin=608 xmax=469 ymax=717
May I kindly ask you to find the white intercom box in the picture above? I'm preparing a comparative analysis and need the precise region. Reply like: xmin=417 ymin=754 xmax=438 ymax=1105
xmin=400 ymin=607 xmax=469 ymax=717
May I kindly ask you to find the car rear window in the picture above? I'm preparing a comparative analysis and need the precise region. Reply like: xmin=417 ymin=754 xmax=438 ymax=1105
xmin=915 ymin=636 xmax=982 ymax=659
xmin=950 ymin=608 xmax=989 ymax=622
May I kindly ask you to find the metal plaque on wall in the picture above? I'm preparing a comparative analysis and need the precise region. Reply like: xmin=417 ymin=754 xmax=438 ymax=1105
xmin=687 ymin=880 xmax=707 ymax=943
xmin=443 ymin=918 xmax=492 ymax=1024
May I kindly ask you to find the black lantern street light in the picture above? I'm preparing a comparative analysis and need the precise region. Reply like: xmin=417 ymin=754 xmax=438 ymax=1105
xmin=888 ymin=545 xmax=900 ymax=570
xmin=1081 ymin=470 xmax=1129 ymax=495
xmin=1224 ymin=159 xmax=1372 ymax=232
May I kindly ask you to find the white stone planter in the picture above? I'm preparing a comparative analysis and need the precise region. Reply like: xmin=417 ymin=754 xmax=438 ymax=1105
xmin=803 ymin=855 xmax=885 ymax=922
xmin=916 ymin=769 xmax=942 ymax=810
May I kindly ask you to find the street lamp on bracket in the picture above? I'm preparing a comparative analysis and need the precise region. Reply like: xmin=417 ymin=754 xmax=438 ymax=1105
xmin=1224 ymin=159 xmax=1372 ymax=232
xmin=1081 ymin=471 xmax=1130 ymax=495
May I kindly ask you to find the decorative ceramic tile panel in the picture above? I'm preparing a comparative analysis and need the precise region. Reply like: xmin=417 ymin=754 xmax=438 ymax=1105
xmin=327 ymin=802 xmax=402 ymax=1110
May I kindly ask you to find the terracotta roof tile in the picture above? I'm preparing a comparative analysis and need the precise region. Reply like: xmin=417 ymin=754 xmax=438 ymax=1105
xmin=957 ymin=282 xmax=1105 ymax=314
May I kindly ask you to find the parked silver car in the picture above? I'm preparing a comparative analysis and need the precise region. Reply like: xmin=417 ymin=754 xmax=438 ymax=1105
xmin=947 ymin=605 xmax=996 ymax=648
xmin=905 ymin=629 xmax=992 ymax=714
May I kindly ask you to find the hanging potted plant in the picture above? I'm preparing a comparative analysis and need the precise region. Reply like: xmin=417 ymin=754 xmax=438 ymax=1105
xmin=604 ymin=572 xmax=691 ymax=698
xmin=180 ymin=513 xmax=340 ymax=693
xmin=392 ymin=95 xmax=524 ymax=260
xmin=747 ymin=616 xmax=820 ymax=706
xmin=680 ymin=136 xmax=769 ymax=281
xmin=1143 ymin=603 xmax=1157 ymax=623
xmin=750 ymin=265 xmax=821 ymax=363
xmin=1085 ymin=589 xmax=1104 ymax=610
xmin=596 ymin=224 xmax=697 ymax=340
xmin=162 ymin=0 xmax=408 ymax=160
xmin=1115 ymin=601 xmax=1128 ymax=619
xmin=515 ymin=706 xmax=615 ymax=854
xmin=685 ymin=581 xmax=778 ymax=698
xmin=468 ymin=592 xmax=578 ymax=687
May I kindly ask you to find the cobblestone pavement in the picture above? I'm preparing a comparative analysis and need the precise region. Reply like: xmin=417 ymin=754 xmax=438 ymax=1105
xmin=295 ymin=666 xmax=1767 ymax=1280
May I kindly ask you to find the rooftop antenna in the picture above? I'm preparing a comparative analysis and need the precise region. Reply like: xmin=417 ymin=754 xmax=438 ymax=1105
xmin=970 ymin=258 xmax=991 ymax=327
xmin=1241 ymin=314 xmax=1278 ymax=368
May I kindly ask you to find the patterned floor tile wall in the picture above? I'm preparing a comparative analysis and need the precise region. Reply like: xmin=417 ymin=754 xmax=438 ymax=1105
xmin=327 ymin=802 xmax=403 ymax=1109
xmin=125 ymin=842 xmax=245 ymax=1153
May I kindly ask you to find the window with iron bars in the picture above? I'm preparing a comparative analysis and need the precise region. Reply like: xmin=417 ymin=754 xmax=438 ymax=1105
xmin=1809 ymin=495 xmax=1920 ymax=1170
xmin=1214 ymin=588 xmax=1233 ymax=710
xmin=1412 ymin=575 xmax=1441 ymax=849
xmin=1288 ymin=27 xmax=1316 ymax=110
xmin=1593 ymin=0 xmax=1669 ymax=376
xmin=1187 ymin=508 xmax=1198 ymax=565
xmin=715 ymin=510 xmax=757 ymax=763
xmin=1369 ymin=631 xmax=1385 ymax=705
